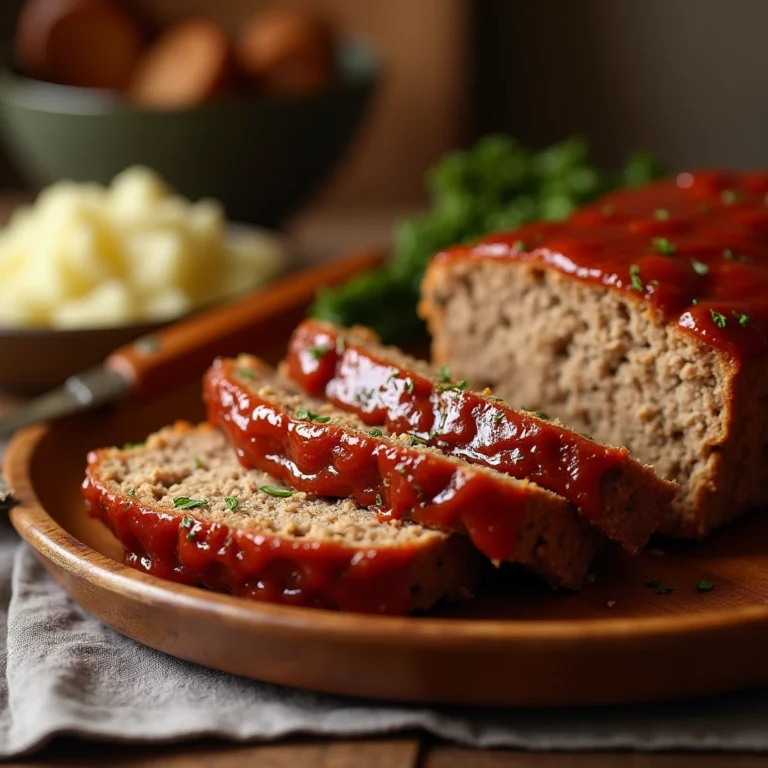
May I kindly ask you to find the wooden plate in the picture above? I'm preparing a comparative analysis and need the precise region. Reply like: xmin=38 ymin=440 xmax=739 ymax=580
xmin=7 ymin=274 xmax=768 ymax=707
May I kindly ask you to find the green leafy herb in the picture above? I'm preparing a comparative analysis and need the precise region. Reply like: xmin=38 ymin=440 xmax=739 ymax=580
xmin=404 ymin=379 xmax=414 ymax=394
xmin=629 ymin=264 xmax=645 ymax=292
xmin=710 ymin=310 xmax=727 ymax=329
xmin=127 ymin=488 xmax=136 ymax=497
xmin=436 ymin=379 xmax=468 ymax=393
xmin=173 ymin=497 xmax=208 ymax=510
xmin=180 ymin=516 xmax=194 ymax=528
xmin=513 ymin=239 xmax=527 ymax=251
xmin=336 ymin=337 xmax=346 ymax=353
xmin=723 ymin=248 xmax=735 ymax=261
xmin=122 ymin=442 xmax=144 ymax=449
xmin=653 ymin=208 xmax=670 ymax=220
xmin=439 ymin=364 xmax=452 ymax=383
xmin=375 ymin=493 xmax=383 ymax=506
xmin=308 ymin=345 xmax=330 ymax=360
xmin=236 ymin=368 xmax=255 ymax=380
xmin=691 ymin=259 xmax=709 ymax=276
xmin=652 ymin=236 xmax=676 ymax=255
xmin=310 ymin=136 xmax=664 ymax=343
xmin=428 ymin=431 xmax=438 ymax=439
xmin=721 ymin=189 xmax=739 ymax=205
xmin=295 ymin=407 xmax=331 ymax=424
xmin=531 ymin=410 xmax=550 ymax=420
xmin=259 ymin=485 xmax=294 ymax=498
xmin=494 ymin=412 xmax=505 ymax=425
xmin=645 ymin=578 xmax=674 ymax=595
xmin=194 ymin=457 xmax=204 ymax=469
xmin=732 ymin=311 xmax=750 ymax=327
xmin=408 ymin=434 xmax=428 ymax=446
xmin=697 ymin=579 xmax=714 ymax=592
xmin=369 ymin=428 xmax=383 ymax=437
xmin=225 ymin=496 xmax=239 ymax=511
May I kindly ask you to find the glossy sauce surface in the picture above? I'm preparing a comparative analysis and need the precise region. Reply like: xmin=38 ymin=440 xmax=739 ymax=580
xmin=82 ymin=471 xmax=431 ymax=615
xmin=435 ymin=171 xmax=768 ymax=364
xmin=204 ymin=358 xmax=546 ymax=563
xmin=285 ymin=320 xmax=674 ymax=527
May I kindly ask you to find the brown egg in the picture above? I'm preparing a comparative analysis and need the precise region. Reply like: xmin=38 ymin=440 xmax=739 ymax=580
xmin=15 ymin=0 xmax=144 ymax=90
xmin=128 ymin=19 xmax=231 ymax=109
xmin=235 ymin=10 xmax=335 ymax=96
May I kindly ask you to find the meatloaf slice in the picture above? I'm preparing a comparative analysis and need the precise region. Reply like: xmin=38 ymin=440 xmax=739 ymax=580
xmin=283 ymin=318 xmax=675 ymax=553
xmin=204 ymin=356 xmax=602 ymax=589
xmin=419 ymin=171 xmax=768 ymax=538
xmin=83 ymin=422 xmax=481 ymax=614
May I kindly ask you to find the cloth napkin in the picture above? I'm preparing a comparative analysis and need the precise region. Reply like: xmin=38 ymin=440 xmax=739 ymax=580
xmin=3 ymin=516 xmax=768 ymax=758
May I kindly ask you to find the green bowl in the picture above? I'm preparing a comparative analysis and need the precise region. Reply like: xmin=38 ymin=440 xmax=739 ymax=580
xmin=0 ymin=40 xmax=378 ymax=227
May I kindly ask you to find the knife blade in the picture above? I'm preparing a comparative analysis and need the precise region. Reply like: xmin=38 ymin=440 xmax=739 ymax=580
xmin=0 ymin=250 xmax=383 ymax=444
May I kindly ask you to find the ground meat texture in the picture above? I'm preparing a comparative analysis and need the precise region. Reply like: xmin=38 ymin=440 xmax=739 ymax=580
xmin=83 ymin=422 xmax=482 ymax=614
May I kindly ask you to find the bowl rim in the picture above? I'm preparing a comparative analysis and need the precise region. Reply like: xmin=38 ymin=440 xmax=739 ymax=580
xmin=0 ymin=37 xmax=380 ymax=116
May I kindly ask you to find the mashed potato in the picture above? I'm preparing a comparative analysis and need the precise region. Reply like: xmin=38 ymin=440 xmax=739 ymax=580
xmin=0 ymin=167 xmax=285 ymax=328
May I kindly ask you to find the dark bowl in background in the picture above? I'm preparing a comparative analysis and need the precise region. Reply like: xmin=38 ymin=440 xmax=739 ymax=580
xmin=0 ymin=40 xmax=379 ymax=228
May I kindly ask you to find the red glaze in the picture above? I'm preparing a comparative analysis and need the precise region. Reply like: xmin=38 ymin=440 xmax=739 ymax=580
xmin=433 ymin=171 xmax=768 ymax=365
xmin=203 ymin=358 xmax=555 ymax=563
xmin=82 ymin=465 xmax=440 ymax=615
xmin=285 ymin=320 xmax=675 ymax=526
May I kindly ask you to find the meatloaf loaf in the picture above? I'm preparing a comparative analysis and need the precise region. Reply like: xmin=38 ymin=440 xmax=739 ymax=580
xmin=204 ymin=356 xmax=602 ymax=588
xmin=83 ymin=421 xmax=482 ymax=614
xmin=284 ymin=318 xmax=676 ymax=552
xmin=420 ymin=170 xmax=768 ymax=538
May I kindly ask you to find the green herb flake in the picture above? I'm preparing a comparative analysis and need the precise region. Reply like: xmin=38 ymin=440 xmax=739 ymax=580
xmin=721 ymin=188 xmax=739 ymax=205
xmin=439 ymin=364 xmax=452 ymax=383
xmin=225 ymin=496 xmax=239 ymax=511
xmin=295 ymin=407 xmax=331 ymax=424
xmin=513 ymin=239 xmax=527 ymax=252
xmin=652 ymin=236 xmax=676 ymax=255
xmin=533 ymin=410 xmax=550 ymax=420
xmin=494 ymin=412 xmax=504 ymax=425
xmin=127 ymin=488 xmax=136 ymax=497
xmin=710 ymin=310 xmax=728 ymax=329
xmin=369 ymin=428 xmax=383 ymax=437
xmin=629 ymin=264 xmax=645 ymax=292
xmin=408 ymin=434 xmax=428 ymax=447
xmin=180 ymin=516 xmax=194 ymax=529
xmin=601 ymin=204 xmax=615 ymax=216
xmin=645 ymin=578 xmax=674 ymax=595
xmin=404 ymin=379 xmax=414 ymax=394
xmin=653 ymin=208 xmax=670 ymax=220
xmin=691 ymin=259 xmax=709 ymax=276
xmin=194 ymin=457 xmax=204 ymax=469
xmin=387 ymin=370 xmax=400 ymax=384
xmin=375 ymin=493 xmax=383 ymax=506
xmin=122 ymin=442 xmax=144 ymax=449
xmin=335 ymin=337 xmax=346 ymax=354
xmin=259 ymin=485 xmax=294 ymax=498
xmin=186 ymin=529 xmax=197 ymax=542
xmin=732 ymin=311 xmax=750 ymax=327
xmin=723 ymin=248 xmax=735 ymax=261
xmin=428 ymin=431 xmax=438 ymax=439
xmin=236 ymin=368 xmax=255 ymax=380
xmin=697 ymin=579 xmax=714 ymax=592
xmin=308 ymin=345 xmax=330 ymax=360
xmin=173 ymin=497 xmax=209 ymax=510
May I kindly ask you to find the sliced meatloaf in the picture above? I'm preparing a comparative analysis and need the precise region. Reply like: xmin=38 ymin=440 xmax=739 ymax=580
xmin=420 ymin=170 xmax=768 ymax=538
xmin=83 ymin=422 xmax=482 ymax=614
xmin=283 ymin=318 xmax=675 ymax=553
xmin=204 ymin=356 xmax=602 ymax=589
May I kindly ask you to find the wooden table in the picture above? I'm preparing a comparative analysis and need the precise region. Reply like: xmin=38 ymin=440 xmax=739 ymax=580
xmin=1 ymin=204 xmax=767 ymax=766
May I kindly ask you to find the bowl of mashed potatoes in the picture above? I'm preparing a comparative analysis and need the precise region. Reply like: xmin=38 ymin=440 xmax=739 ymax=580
xmin=0 ymin=166 xmax=286 ymax=392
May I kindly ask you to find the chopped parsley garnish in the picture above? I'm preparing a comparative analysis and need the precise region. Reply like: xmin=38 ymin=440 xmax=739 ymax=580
xmin=601 ymin=204 xmax=615 ymax=216
xmin=335 ymin=337 xmax=346 ymax=353
xmin=180 ymin=516 xmax=194 ymax=528
xmin=127 ymin=488 xmax=136 ymax=497
xmin=236 ymin=368 xmax=255 ymax=380
xmin=721 ymin=188 xmax=739 ymax=205
xmin=723 ymin=248 xmax=734 ymax=261
xmin=494 ymin=412 xmax=504 ymax=425
xmin=697 ymin=579 xmax=714 ymax=592
xmin=439 ymin=364 xmax=452 ymax=383
xmin=259 ymin=485 xmax=294 ymax=498
xmin=513 ymin=239 xmax=527 ymax=251
xmin=375 ymin=493 xmax=383 ymax=506
xmin=439 ymin=411 xmax=448 ymax=431
xmin=122 ymin=442 xmax=144 ymax=449
xmin=653 ymin=208 xmax=670 ymax=220
xmin=173 ymin=497 xmax=208 ymax=510
xmin=308 ymin=345 xmax=330 ymax=360
xmin=404 ymin=379 xmax=414 ymax=394
xmin=408 ymin=434 xmax=428 ymax=446
xmin=354 ymin=388 xmax=374 ymax=405
xmin=652 ymin=237 xmax=676 ymax=255
xmin=710 ymin=310 xmax=727 ymax=329
xmin=387 ymin=370 xmax=400 ymax=384
xmin=436 ymin=379 xmax=468 ymax=393
xmin=428 ymin=431 xmax=438 ymax=439
xmin=691 ymin=259 xmax=709 ymax=276
xmin=629 ymin=264 xmax=645 ymax=292
xmin=225 ymin=496 xmax=239 ymax=511
xmin=194 ymin=457 xmax=204 ymax=469
xmin=369 ymin=428 xmax=383 ymax=437
xmin=732 ymin=311 xmax=750 ymax=327
xmin=295 ymin=407 xmax=331 ymax=423
xmin=532 ymin=410 xmax=550 ymax=420
xmin=395 ymin=466 xmax=407 ymax=476
xmin=645 ymin=578 xmax=674 ymax=595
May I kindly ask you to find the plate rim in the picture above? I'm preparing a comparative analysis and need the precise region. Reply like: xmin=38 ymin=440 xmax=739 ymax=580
xmin=8 ymin=421 xmax=768 ymax=647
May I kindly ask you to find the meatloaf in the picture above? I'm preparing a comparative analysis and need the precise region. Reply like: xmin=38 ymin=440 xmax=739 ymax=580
xmin=204 ymin=356 xmax=602 ymax=588
xmin=283 ymin=318 xmax=676 ymax=552
xmin=83 ymin=422 xmax=481 ymax=614
xmin=420 ymin=170 xmax=768 ymax=538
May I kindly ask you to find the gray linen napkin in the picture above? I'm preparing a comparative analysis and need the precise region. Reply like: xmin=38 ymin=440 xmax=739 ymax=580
xmin=3 ymin=518 xmax=768 ymax=758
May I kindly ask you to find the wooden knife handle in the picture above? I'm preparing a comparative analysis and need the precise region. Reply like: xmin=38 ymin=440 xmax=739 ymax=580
xmin=106 ymin=250 xmax=383 ymax=399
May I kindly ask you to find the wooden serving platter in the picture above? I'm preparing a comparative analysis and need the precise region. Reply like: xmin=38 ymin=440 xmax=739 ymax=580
xmin=7 ymin=254 xmax=768 ymax=707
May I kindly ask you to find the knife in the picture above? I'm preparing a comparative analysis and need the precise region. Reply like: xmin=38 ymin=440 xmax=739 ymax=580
xmin=0 ymin=250 xmax=381 ymax=443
